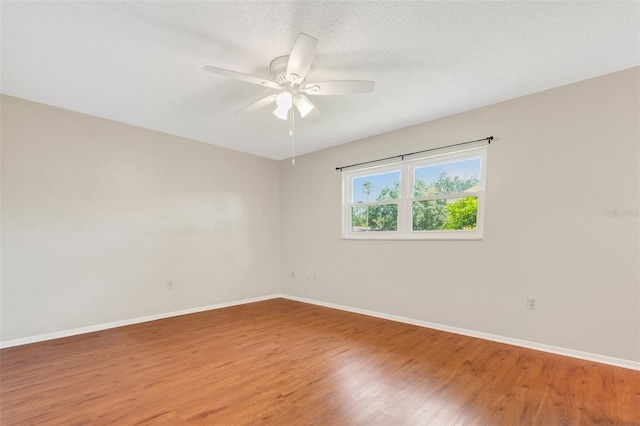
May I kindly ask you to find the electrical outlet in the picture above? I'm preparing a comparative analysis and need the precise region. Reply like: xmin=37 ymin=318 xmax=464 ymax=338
xmin=527 ymin=297 xmax=536 ymax=310
xmin=291 ymin=270 xmax=295 ymax=279
xmin=166 ymin=281 xmax=173 ymax=290
xmin=305 ymin=273 xmax=310 ymax=281
xmin=312 ymin=273 xmax=317 ymax=282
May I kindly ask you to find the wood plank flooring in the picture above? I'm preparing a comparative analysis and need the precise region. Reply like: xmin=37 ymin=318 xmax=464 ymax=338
xmin=1 ymin=298 xmax=638 ymax=425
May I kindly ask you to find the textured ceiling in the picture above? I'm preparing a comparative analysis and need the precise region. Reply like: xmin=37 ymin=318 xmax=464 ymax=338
xmin=2 ymin=1 xmax=639 ymax=160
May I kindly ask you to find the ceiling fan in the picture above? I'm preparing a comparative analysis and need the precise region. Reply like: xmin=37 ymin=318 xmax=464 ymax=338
xmin=203 ymin=33 xmax=375 ymax=120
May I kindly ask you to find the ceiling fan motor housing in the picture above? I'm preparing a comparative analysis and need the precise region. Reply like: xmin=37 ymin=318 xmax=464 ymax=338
xmin=270 ymin=56 xmax=304 ymax=88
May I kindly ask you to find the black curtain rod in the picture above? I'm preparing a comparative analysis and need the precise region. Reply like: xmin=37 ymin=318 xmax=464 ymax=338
xmin=335 ymin=136 xmax=494 ymax=171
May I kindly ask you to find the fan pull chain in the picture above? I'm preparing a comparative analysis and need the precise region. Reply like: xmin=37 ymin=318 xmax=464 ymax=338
xmin=290 ymin=107 xmax=295 ymax=165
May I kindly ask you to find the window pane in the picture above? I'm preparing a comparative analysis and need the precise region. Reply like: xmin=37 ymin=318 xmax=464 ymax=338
xmin=352 ymin=171 xmax=400 ymax=203
xmin=351 ymin=204 xmax=398 ymax=232
xmin=414 ymin=158 xmax=481 ymax=197
xmin=412 ymin=196 xmax=478 ymax=231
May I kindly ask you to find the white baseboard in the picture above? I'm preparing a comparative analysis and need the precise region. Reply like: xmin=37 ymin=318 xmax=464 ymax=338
xmin=280 ymin=294 xmax=640 ymax=371
xmin=3 ymin=293 xmax=638 ymax=371
xmin=0 ymin=294 xmax=280 ymax=349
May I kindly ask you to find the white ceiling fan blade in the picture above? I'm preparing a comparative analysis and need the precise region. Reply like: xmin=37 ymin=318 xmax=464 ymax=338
xmin=236 ymin=95 xmax=278 ymax=114
xmin=203 ymin=65 xmax=280 ymax=89
xmin=301 ymin=80 xmax=375 ymax=95
xmin=286 ymin=33 xmax=318 ymax=82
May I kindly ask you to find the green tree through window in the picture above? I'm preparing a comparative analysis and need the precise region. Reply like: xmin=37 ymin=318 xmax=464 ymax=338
xmin=353 ymin=172 xmax=479 ymax=231
xmin=344 ymin=147 xmax=487 ymax=239
xmin=413 ymin=173 xmax=478 ymax=231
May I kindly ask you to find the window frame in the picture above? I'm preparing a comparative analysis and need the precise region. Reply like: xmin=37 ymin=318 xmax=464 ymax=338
xmin=342 ymin=146 xmax=488 ymax=240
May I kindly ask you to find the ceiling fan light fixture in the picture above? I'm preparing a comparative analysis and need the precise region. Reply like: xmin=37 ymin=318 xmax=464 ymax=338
xmin=294 ymin=95 xmax=314 ymax=118
xmin=274 ymin=91 xmax=293 ymax=120
xmin=275 ymin=91 xmax=293 ymax=110
xmin=273 ymin=105 xmax=289 ymax=120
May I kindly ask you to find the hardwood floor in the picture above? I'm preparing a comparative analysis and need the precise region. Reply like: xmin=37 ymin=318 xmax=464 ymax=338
xmin=1 ymin=298 xmax=638 ymax=425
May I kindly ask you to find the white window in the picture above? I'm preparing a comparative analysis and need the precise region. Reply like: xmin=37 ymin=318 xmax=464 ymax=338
xmin=342 ymin=146 xmax=487 ymax=240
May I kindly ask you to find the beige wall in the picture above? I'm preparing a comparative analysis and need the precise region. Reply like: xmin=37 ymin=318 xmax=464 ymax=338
xmin=1 ymin=96 xmax=280 ymax=341
xmin=279 ymin=67 xmax=640 ymax=362
xmin=2 ymin=68 xmax=639 ymax=363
